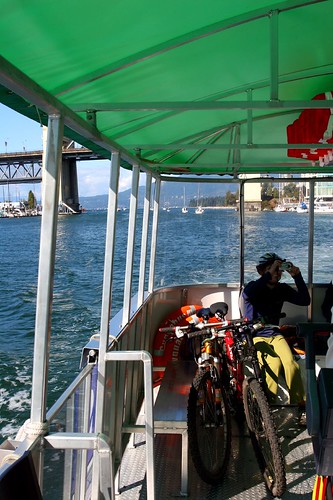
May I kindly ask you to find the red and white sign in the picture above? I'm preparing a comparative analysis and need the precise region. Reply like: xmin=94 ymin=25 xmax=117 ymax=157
xmin=287 ymin=91 xmax=333 ymax=165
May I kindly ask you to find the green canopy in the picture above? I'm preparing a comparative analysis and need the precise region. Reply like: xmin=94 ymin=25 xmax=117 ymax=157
xmin=1 ymin=0 xmax=333 ymax=177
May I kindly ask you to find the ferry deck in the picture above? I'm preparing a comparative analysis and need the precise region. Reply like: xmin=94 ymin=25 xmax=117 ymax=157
xmin=1 ymin=1 xmax=333 ymax=499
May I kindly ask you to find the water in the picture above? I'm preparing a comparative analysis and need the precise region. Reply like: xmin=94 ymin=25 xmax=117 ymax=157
xmin=0 ymin=208 xmax=332 ymax=440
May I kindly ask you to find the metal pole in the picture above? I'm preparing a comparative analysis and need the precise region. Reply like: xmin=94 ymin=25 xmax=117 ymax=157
xmin=308 ymin=179 xmax=315 ymax=318
xmin=31 ymin=114 xmax=63 ymax=424
xmin=269 ymin=10 xmax=279 ymax=102
xmin=247 ymin=89 xmax=253 ymax=146
xmin=104 ymin=350 xmax=155 ymax=500
xmin=96 ymin=151 xmax=120 ymax=435
xmin=122 ymin=164 xmax=140 ymax=326
xmin=92 ymin=152 xmax=120 ymax=496
xmin=239 ymin=181 xmax=245 ymax=288
xmin=148 ymin=178 xmax=161 ymax=293
xmin=79 ymin=372 xmax=92 ymax=498
xmin=138 ymin=172 xmax=152 ymax=306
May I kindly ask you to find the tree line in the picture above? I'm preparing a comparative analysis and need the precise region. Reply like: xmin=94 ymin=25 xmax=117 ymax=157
xmin=187 ymin=182 xmax=304 ymax=209
xmin=189 ymin=190 xmax=239 ymax=207
xmin=261 ymin=182 xmax=305 ymax=210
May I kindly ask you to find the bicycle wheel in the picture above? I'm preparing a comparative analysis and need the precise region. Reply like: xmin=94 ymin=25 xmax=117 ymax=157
xmin=243 ymin=377 xmax=286 ymax=497
xmin=187 ymin=368 xmax=231 ymax=485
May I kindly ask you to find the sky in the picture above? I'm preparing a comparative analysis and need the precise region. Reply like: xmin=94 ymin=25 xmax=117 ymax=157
xmin=0 ymin=103 xmax=134 ymax=201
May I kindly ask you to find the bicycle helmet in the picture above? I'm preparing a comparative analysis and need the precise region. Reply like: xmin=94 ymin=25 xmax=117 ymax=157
xmin=257 ymin=252 xmax=283 ymax=266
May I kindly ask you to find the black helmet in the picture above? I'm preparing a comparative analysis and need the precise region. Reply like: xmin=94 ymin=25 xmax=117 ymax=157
xmin=257 ymin=252 xmax=283 ymax=267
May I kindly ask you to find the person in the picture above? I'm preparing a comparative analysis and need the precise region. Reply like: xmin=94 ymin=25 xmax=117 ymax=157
xmin=242 ymin=252 xmax=310 ymax=424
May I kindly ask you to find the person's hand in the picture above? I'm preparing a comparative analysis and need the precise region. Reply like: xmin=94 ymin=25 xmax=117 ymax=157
xmin=267 ymin=259 xmax=282 ymax=275
xmin=287 ymin=262 xmax=300 ymax=277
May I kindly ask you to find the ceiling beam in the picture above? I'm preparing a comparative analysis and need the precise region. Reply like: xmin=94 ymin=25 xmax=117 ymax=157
xmin=71 ymin=100 xmax=333 ymax=112
xmin=124 ymin=143 xmax=333 ymax=150
xmin=156 ymin=164 xmax=333 ymax=174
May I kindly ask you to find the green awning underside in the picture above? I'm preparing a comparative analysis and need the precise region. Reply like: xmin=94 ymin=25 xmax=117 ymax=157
xmin=1 ymin=0 xmax=333 ymax=178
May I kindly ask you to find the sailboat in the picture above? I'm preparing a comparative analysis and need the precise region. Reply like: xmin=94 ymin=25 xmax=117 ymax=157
xmin=274 ymin=179 xmax=287 ymax=211
xmin=182 ymin=187 xmax=188 ymax=213
xmin=195 ymin=185 xmax=204 ymax=214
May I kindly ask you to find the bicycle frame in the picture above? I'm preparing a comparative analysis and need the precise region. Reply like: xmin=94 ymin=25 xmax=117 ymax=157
xmin=186 ymin=320 xmax=266 ymax=415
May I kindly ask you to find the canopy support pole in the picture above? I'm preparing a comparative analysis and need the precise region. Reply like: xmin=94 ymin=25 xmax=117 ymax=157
xmin=122 ymin=164 xmax=140 ymax=326
xmin=96 ymin=151 xmax=120 ymax=432
xmin=138 ymin=172 xmax=152 ymax=306
xmin=269 ymin=9 xmax=279 ymax=102
xmin=148 ymin=178 xmax=161 ymax=293
xmin=31 ymin=114 xmax=63 ymax=425
xmin=308 ymin=178 xmax=315 ymax=317
xmin=239 ymin=180 xmax=245 ymax=288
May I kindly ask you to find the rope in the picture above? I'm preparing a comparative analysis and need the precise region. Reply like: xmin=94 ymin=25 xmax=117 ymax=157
xmin=1 ymin=420 xmax=48 ymax=467
xmin=15 ymin=419 xmax=49 ymax=441
xmin=1 ymin=452 xmax=21 ymax=467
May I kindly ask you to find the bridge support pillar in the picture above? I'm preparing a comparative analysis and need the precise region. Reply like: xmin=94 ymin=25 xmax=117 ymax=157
xmin=60 ymin=158 xmax=81 ymax=213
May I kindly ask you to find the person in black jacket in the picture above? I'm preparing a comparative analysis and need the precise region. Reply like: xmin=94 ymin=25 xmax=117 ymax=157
xmin=242 ymin=252 xmax=310 ymax=422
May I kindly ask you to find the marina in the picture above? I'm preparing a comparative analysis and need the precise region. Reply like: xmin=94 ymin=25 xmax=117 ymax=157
xmin=1 ymin=2 xmax=333 ymax=500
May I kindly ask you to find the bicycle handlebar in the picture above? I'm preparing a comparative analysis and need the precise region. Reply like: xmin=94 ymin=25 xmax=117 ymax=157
xmin=158 ymin=317 xmax=264 ymax=338
xmin=158 ymin=320 xmax=229 ymax=334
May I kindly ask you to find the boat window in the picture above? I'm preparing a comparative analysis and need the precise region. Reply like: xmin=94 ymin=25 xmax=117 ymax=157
xmin=243 ymin=209 xmax=310 ymax=285
xmin=156 ymin=181 xmax=240 ymax=287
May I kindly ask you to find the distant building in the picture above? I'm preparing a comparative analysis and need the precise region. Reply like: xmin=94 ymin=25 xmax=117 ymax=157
xmin=302 ymin=173 xmax=333 ymax=202
xmin=0 ymin=201 xmax=24 ymax=211
xmin=239 ymin=174 xmax=262 ymax=211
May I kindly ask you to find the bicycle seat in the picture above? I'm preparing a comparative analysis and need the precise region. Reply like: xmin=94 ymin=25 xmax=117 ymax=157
xmin=209 ymin=302 xmax=228 ymax=319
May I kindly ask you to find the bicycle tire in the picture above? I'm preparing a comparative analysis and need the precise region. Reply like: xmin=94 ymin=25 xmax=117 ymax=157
xmin=243 ymin=377 xmax=286 ymax=497
xmin=187 ymin=368 xmax=231 ymax=485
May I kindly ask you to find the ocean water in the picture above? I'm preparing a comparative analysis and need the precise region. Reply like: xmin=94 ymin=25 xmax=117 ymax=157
xmin=0 ymin=208 xmax=332 ymax=440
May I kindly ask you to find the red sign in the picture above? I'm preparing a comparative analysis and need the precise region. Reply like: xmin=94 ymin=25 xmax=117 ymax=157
xmin=287 ymin=92 xmax=333 ymax=165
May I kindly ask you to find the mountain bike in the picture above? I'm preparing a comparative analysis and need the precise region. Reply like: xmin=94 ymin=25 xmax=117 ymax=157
xmin=226 ymin=313 xmax=286 ymax=498
xmin=159 ymin=302 xmax=286 ymax=497
xmin=159 ymin=304 xmax=231 ymax=485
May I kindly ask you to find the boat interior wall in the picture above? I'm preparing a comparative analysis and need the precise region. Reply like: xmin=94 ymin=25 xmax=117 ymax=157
xmin=108 ymin=284 xmax=330 ymax=358
xmin=281 ymin=284 xmax=333 ymax=324
xmin=280 ymin=301 xmax=309 ymax=325
xmin=147 ymin=283 xmax=242 ymax=323
xmin=310 ymin=284 xmax=333 ymax=323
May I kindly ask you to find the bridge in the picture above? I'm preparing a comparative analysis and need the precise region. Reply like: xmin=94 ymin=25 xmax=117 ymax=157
xmin=0 ymin=142 xmax=104 ymax=213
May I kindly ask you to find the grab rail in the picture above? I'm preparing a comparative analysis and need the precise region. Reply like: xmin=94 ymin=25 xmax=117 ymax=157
xmin=46 ymin=362 xmax=94 ymax=422
xmin=104 ymin=350 xmax=155 ymax=500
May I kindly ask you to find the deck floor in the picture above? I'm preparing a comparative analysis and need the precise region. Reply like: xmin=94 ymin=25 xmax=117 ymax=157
xmin=116 ymin=406 xmax=315 ymax=499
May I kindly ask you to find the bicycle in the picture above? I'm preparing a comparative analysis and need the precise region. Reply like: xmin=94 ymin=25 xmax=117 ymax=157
xmin=159 ymin=301 xmax=286 ymax=497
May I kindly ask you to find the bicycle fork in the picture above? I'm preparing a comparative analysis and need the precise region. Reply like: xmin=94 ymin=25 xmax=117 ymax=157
xmin=197 ymin=363 xmax=224 ymax=426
